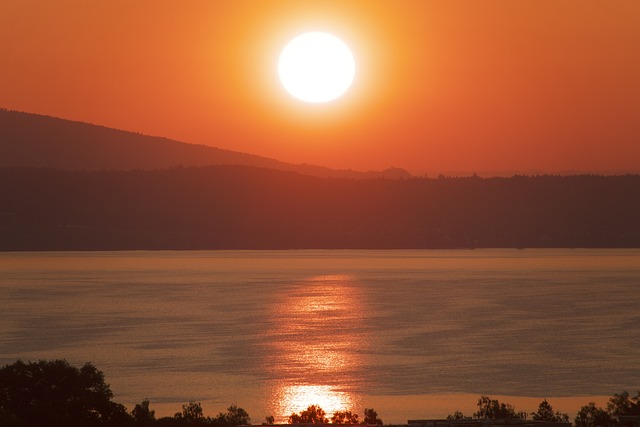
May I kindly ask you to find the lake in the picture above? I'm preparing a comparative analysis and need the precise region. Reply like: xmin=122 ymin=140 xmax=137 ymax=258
xmin=1 ymin=249 xmax=639 ymax=423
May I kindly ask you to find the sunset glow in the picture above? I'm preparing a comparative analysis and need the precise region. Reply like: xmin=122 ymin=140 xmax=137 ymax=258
xmin=2 ymin=2 xmax=640 ymax=423
xmin=2 ymin=1 xmax=638 ymax=174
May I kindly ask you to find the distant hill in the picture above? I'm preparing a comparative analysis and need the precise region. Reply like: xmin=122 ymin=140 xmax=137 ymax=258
xmin=1 ymin=166 xmax=639 ymax=250
xmin=0 ymin=108 xmax=411 ymax=179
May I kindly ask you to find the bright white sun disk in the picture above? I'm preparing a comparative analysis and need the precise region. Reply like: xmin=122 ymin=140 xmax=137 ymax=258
xmin=278 ymin=32 xmax=355 ymax=103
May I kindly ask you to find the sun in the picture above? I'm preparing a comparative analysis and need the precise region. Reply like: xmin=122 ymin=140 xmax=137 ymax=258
xmin=278 ymin=32 xmax=356 ymax=103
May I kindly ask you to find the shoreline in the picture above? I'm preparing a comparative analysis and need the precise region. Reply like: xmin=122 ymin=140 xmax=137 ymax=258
xmin=139 ymin=394 xmax=611 ymax=424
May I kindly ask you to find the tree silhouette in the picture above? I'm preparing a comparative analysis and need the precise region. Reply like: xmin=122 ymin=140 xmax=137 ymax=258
xmin=607 ymin=391 xmax=640 ymax=421
xmin=288 ymin=405 xmax=329 ymax=424
xmin=573 ymin=391 xmax=640 ymax=427
xmin=132 ymin=399 xmax=156 ymax=425
xmin=0 ymin=359 xmax=129 ymax=427
xmin=531 ymin=399 xmax=569 ymax=423
xmin=175 ymin=400 xmax=205 ymax=424
xmin=447 ymin=411 xmax=466 ymax=420
xmin=363 ymin=408 xmax=383 ymax=425
xmin=574 ymin=402 xmax=613 ymax=427
xmin=474 ymin=396 xmax=526 ymax=420
xmin=331 ymin=410 xmax=360 ymax=424
xmin=216 ymin=404 xmax=251 ymax=425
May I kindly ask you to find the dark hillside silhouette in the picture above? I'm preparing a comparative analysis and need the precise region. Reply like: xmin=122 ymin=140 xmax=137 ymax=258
xmin=0 ymin=109 xmax=410 ymax=179
xmin=1 ymin=166 xmax=639 ymax=250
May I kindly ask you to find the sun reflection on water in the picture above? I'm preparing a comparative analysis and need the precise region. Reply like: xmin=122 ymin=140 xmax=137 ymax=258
xmin=265 ymin=275 xmax=367 ymax=422
xmin=275 ymin=385 xmax=355 ymax=422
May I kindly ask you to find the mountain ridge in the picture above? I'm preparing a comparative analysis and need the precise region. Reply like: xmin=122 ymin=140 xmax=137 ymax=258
xmin=0 ymin=108 xmax=411 ymax=179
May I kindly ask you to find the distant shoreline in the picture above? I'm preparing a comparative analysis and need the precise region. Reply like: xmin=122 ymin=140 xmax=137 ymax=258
xmin=2 ymin=168 xmax=639 ymax=251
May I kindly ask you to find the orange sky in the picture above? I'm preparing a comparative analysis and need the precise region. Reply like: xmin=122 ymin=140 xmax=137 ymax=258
xmin=1 ymin=1 xmax=639 ymax=175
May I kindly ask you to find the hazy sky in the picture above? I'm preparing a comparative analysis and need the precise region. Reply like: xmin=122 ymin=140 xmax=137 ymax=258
xmin=1 ymin=1 xmax=639 ymax=174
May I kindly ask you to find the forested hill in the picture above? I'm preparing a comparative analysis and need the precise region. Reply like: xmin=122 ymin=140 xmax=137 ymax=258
xmin=0 ymin=109 xmax=410 ymax=179
xmin=1 ymin=166 xmax=639 ymax=250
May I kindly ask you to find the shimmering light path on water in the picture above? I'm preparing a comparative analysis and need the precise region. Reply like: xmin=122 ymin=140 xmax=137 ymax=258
xmin=1 ymin=249 xmax=639 ymax=422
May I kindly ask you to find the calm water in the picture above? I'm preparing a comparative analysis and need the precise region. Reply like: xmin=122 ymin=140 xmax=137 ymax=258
xmin=1 ymin=249 xmax=639 ymax=422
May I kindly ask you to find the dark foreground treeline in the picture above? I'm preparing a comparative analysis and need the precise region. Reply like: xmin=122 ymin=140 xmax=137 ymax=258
xmin=1 ymin=360 xmax=639 ymax=427
xmin=1 ymin=166 xmax=639 ymax=250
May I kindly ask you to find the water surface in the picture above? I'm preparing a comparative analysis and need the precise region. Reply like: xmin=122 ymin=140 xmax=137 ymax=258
xmin=1 ymin=249 xmax=639 ymax=422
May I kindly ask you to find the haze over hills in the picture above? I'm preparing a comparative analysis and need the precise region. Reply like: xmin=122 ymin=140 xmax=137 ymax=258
xmin=0 ymin=108 xmax=411 ymax=179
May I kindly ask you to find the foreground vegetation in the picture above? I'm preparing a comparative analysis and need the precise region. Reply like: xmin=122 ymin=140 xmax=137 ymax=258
xmin=1 ymin=360 xmax=638 ymax=427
